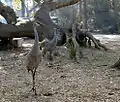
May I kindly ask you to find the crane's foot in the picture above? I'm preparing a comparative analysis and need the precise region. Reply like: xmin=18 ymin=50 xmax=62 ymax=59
xmin=29 ymin=87 xmax=37 ymax=95
xmin=48 ymin=55 xmax=53 ymax=61
xmin=79 ymin=51 xmax=84 ymax=59
xmin=49 ymin=57 xmax=53 ymax=61
xmin=32 ymin=87 xmax=37 ymax=95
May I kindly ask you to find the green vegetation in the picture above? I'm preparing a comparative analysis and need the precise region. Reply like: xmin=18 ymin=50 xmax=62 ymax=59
xmin=66 ymin=38 xmax=77 ymax=60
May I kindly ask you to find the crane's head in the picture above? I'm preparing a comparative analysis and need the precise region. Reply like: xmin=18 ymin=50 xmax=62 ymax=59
xmin=39 ymin=38 xmax=49 ymax=50
xmin=53 ymin=27 xmax=61 ymax=40
xmin=33 ymin=20 xmax=45 ymax=28
xmin=33 ymin=21 xmax=40 ymax=28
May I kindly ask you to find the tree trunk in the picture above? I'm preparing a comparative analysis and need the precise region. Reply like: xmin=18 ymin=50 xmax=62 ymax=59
xmin=83 ymin=0 xmax=88 ymax=29
xmin=21 ymin=0 xmax=25 ymax=17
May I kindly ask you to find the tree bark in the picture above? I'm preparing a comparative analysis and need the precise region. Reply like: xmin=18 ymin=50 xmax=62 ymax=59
xmin=83 ymin=0 xmax=88 ymax=29
xmin=0 ymin=2 xmax=17 ymax=24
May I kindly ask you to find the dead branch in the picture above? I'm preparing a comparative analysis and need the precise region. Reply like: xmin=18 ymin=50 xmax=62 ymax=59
xmin=55 ymin=0 xmax=81 ymax=10
xmin=34 ymin=0 xmax=81 ymax=10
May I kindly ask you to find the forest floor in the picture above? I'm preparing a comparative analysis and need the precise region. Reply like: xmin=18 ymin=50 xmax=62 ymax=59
xmin=0 ymin=34 xmax=120 ymax=102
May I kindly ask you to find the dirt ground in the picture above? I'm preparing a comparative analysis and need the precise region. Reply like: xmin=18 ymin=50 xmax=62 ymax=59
xmin=0 ymin=35 xmax=120 ymax=102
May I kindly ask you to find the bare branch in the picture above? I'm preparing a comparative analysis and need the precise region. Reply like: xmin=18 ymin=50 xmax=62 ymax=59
xmin=55 ymin=0 xmax=80 ymax=10
xmin=34 ymin=0 xmax=81 ymax=10
xmin=48 ymin=0 xmax=53 ymax=2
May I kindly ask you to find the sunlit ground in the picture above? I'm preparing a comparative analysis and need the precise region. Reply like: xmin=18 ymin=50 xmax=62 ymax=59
xmin=94 ymin=35 xmax=120 ymax=41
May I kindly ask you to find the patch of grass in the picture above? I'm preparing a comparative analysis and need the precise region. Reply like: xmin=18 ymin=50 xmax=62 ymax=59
xmin=65 ymin=38 xmax=77 ymax=60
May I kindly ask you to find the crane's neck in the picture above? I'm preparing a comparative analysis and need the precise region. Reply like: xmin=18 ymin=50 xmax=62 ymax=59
xmin=50 ymin=28 xmax=58 ymax=44
xmin=33 ymin=26 xmax=39 ymax=44
xmin=51 ymin=34 xmax=57 ymax=44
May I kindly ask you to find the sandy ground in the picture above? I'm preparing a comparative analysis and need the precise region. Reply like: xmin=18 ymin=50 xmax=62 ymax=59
xmin=0 ymin=35 xmax=120 ymax=102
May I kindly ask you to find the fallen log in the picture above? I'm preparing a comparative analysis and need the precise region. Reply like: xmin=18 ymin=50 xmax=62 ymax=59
xmin=0 ymin=21 xmax=66 ymax=46
xmin=0 ymin=24 xmax=33 ymax=38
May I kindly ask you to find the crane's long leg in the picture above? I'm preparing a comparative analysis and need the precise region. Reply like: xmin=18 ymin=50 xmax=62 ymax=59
xmin=42 ymin=48 xmax=46 ymax=57
xmin=32 ymin=69 xmax=37 ymax=95
xmin=49 ymin=51 xmax=53 ymax=61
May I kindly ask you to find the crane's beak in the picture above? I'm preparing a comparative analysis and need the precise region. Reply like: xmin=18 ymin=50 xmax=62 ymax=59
xmin=34 ymin=20 xmax=45 ymax=27
xmin=35 ymin=22 xmax=40 ymax=27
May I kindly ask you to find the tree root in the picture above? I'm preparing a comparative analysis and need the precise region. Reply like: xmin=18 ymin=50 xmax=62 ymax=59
xmin=111 ymin=58 xmax=120 ymax=68
xmin=83 ymin=30 xmax=109 ymax=51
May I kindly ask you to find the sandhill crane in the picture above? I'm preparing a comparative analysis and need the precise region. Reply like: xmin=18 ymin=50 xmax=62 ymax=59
xmin=25 ymin=21 xmax=42 ymax=95
xmin=40 ymin=28 xmax=59 ymax=60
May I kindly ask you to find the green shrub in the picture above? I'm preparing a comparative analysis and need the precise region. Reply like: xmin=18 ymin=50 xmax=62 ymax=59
xmin=66 ymin=38 xmax=77 ymax=60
